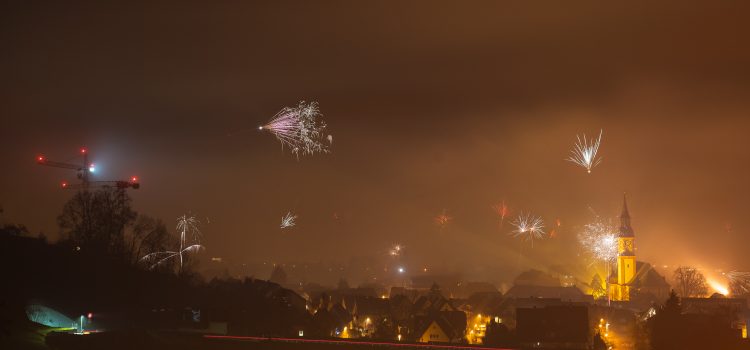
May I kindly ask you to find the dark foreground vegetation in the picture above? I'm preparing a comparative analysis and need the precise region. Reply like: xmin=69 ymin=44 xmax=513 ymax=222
xmin=0 ymin=188 xmax=316 ymax=349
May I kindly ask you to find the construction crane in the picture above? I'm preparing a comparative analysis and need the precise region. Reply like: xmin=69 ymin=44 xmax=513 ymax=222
xmin=36 ymin=147 xmax=140 ymax=191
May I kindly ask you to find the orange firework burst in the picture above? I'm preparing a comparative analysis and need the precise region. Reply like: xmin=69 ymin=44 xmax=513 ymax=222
xmin=435 ymin=209 xmax=452 ymax=229
xmin=492 ymin=201 xmax=511 ymax=227
xmin=549 ymin=218 xmax=562 ymax=238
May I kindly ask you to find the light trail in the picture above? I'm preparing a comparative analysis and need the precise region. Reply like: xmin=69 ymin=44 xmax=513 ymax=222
xmin=203 ymin=334 xmax=516 ymax=350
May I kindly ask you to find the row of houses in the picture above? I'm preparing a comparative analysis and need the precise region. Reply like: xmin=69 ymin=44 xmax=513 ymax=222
xmin=309 ymin=283 xmax=468 ymax=343
xmin=302 ymin=279 xmax=749 ymax=349
xmin=304 ymin=279 xmax=612 ymax=346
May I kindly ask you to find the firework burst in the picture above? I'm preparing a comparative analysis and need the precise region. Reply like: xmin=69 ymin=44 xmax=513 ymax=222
xmin=726 ymin=271 xmax=750 ymax=295
xmin=567 ymin=129 xmax=603 ymax=173
xmin=492 ymin=201 xmax=510 ymax=228
xmin=141 ymin=215 xmax=204 ymax=272
xmin=510 ymin=212 xmax=546 ymax=247
xmin=578 ymin=217 xmax=618 ymax=263
xmin=259 ymin=101 xmax=330 ymax=158
xmin=280 ymin=211 xmax=297 ymax=229
xmin=389 ymin=243 xmax=404 ymax=257
xmin=435 ymin=209 xmax=452 ymax=230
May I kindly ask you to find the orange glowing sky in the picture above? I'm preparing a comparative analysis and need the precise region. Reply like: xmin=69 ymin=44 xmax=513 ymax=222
xmin=2 ymin=1 xmax=750 ymax=284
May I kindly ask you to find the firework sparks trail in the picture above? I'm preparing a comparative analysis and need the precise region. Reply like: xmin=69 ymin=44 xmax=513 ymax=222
xmin=726 ymin=271 xmax=750 ymax=295
xmin=280 ymin=211 xmax=297 ymax=229
xmin=578 ymin=215 xmax=618 ymax=304
xmin=578 ymin=217 xmax=619 ymax=263
xmin=567 ymin=129 xmax=603 ymax=173
xmin=389 ymin=244 xmax=404 ymax=257
xmin=510 ymin=212 xmax=546 ymax=247
xmin=434 ymin=209 xmax=452 ymax=230
xmin=141 ymin=215 xmax=204 ymax=271
xmin=259 ymin=101 xmax=330 ymax=158
xmin=492 ymin=201 xmax=510 ymax=228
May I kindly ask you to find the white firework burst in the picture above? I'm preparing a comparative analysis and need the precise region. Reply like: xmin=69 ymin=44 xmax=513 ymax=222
xmin=578 ymin=217 xmax=619 ymax=263
xmin=141 ymin=214 xmax=204 ymax=272
xmin=567 ymin=129 xmax=603 ymax=173
xmin=280 ymin=211 xmax=297 ymax=229
xmin=510 ymin=212 xmax=546 ymax=247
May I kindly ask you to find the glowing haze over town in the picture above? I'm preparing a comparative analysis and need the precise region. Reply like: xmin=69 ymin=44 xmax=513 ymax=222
xmin=2 ymin=2 xmax=750 ymax=350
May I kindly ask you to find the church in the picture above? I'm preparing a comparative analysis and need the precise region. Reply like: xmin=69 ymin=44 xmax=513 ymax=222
xmin=608 ymin=195 xmax=670 ymax=302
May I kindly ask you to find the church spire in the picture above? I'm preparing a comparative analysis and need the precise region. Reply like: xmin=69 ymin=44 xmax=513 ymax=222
xmin=620 ymin=193 xmax=630 ymax=219
xmin=619 ymin=193 xmax=634 ymax=237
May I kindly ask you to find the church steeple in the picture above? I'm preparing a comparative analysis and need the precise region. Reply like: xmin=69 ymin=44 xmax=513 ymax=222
xmin=619 ymin=193 xmax=634 ymax=237
xmin=610 ymin=193 xmax=637 ymax=302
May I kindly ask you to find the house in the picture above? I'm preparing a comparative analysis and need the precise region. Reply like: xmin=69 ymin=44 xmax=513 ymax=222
xmin=459 ymin=292 xmax=504 ymax=344
xmin=513 ymin=269 xmax=561 ymax=287
xmin=351 ymin=296 xmax=391 ymax=337
xmin=682 ymin=295 xmax=749 ymax=338
xmin=388 ymin=294 xmax=414 ymax=325
xmin=660 ymin=313 xmax=746 ymax=349
xmin=458 ymin=282 xmax=498 ymax=298
xmin=414 ymin=311 xmax=467 ymax=343
xmin=504 ymin=285 xmax=591 ymax=303
xmin=516 ymin=305 xmax=590 ymax=349
xmin=413 ymin=283 xmax=459 ymax=315
xmin=405 ymin=283 xmax=467 ymax=343
xmin=312 ymin=294 xmax=352 ymax=337
xmin=495 ymin=298 xmax=590 ymax=331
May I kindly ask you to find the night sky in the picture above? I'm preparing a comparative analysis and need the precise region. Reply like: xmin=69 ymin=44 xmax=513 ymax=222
xmin=2 ymin=1 xmax=750 ymax=284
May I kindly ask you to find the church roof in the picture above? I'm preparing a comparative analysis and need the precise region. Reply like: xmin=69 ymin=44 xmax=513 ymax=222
xmin=609 ymin=261 xmax=670 ymax=288
xmin=618 ymin=194 xmax=634 ymax=237
xmin=631 ymin=262 xmax=670 ymax=288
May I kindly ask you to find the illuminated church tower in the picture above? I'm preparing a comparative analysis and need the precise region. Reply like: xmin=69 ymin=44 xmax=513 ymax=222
xmin=610 ymin=194 xmax=636 ymax=301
